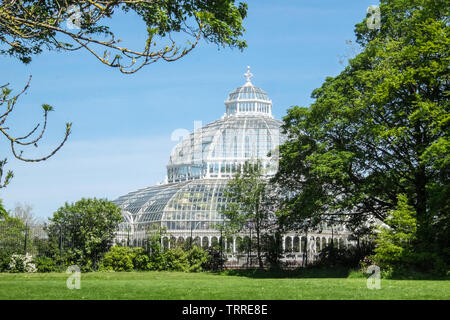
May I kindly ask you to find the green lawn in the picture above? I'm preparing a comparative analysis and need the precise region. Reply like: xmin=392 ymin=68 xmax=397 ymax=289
xmin=0 ymin=271 xmax=449 ymax=300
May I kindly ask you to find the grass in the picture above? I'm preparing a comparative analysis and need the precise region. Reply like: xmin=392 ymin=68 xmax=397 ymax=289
xmin=0 ymin=271 xmax=449 ymax=300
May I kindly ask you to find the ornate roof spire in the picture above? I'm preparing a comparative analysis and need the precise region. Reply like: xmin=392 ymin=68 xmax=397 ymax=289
xmin=244 ymin=65 xmax=253 ymax=84
xmin=224 ymin=66 xmax=272 ymax=118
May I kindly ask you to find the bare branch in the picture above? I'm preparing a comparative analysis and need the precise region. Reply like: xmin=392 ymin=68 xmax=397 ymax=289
xmin=0 ymin=77 xmax=71 ymax=168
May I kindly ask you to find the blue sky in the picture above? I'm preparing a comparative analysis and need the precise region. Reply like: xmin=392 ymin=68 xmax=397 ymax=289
xmin=0 ymin=0 xmax=378 ymax=220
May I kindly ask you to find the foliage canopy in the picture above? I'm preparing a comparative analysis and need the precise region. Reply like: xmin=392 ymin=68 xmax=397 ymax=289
xmin=47 ymin=197 xmax=123 ymax=270
xmin=0 ymin=0 xmax=248 ymax=73
xmin=275 ymin=0 xmax=449 ymax=271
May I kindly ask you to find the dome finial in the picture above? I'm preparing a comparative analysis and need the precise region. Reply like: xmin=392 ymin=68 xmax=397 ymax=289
xmin=244 ymin=66 xmax=253 ymax=84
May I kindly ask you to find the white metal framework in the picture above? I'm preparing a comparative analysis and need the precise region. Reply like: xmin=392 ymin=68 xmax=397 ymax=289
xmin=114 ymin=68 xmax=351 ymax=264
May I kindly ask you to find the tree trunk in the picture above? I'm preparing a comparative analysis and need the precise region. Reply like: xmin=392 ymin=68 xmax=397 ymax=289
xmin=415 ymin=164 xmax=429 ymax=248
xmin=256 ymin=196 xmax=263 ymax=269
xmin=256 ymin=227 xmax=263 ymax=268
xmin=305 ymin=229 xmax=308 ymax=267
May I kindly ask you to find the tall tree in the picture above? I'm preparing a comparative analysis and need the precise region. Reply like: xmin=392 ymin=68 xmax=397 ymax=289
xmin=0 ymin=199 xmax=27 ymax=258
xmin=13 ymin=202 xmax=37 ymax=226
xmin=47 ymin=198 xmax=123 ymax=269
xmin=372 ymin=194 xmax=417 ymax=270
xmin=221 ymin=160 xmax=279 ymax=268
xmin=275 ymin=0 xmax=449 ymax=270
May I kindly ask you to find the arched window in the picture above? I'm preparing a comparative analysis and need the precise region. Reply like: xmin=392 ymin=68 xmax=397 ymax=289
xmin=339 ymin=238 xmax=345 ymax=249
xmin=176 ymin=237 xmax=184 ymax=248
xmin=285 ymin=236 xmax=293 ymax=253
xmin=233 ymin=236 xmax=241 ymax=253
xmin=211 ymin=236 xmax=219 ymax=247
xmin=202 ymin=237 xmax=209 ymax=249
xmin=226 ymin=237 xmax=233 ymax=253
xmin=194 ymin=236 xmax=201 ymax=247
xmin=301 ymin=236 xmax=307 ymax=253
xmin=163 ymin=237 xmax=169 ymax=251
xmin=170 ymin=237 xmax=176 ymax=249
xmin=293 ymin=237 xmax=300 ymax=252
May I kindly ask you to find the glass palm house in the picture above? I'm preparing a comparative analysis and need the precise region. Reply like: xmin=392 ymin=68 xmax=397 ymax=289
xmin=113 ymin=68 xmax=350 ymax=263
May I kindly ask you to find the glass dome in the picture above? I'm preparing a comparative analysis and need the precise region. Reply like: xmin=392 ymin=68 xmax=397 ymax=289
xmin=167 ymin=116 xmax=282 ymax=183
xmin=114 ymin=68 xmax=283 ymax=238
xmin=113 ymin=69 xmax=352 ymax=257
xmin=227 ymin=85 xmax=270 ymax=102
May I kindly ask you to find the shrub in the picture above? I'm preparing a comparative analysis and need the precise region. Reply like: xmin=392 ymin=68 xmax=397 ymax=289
xmin=148 ymin=251 xmax=167 ymax=271
xmin=186 ymin=246 xmax=209 ymax=272
xmin=0 ymin=251 xmax=11 ymax=272
xmin=8 ymin=253 xmax=37 ymax=273
xmin=367 ymin=194 xmax=449 ymax=276
xmin=202 ymin=247 xmax=226 ymax=271
xmin=131 ymin=247 xmax=150 ymax=271
xmin=100 ymin=246 xmax=134 ymax=272
xmin=262 ymin=232 xmax=283 ymax=268
xmin=316 ymin=243 xmax=375 ymax=269
xmin=372 ymin=194 xmax=417 ymax=270
xmin=100 ymin=245 xmax=212 ymax=272
xmin=33 ymin=256 xmax=59 ymax=272
xmin=163 ymin=248 xmax=189 ymax=272
xmin=347 ymin=269 xmax=367 ymax=279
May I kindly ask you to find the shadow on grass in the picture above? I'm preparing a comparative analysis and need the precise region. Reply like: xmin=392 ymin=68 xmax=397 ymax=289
xmin=218 ymin=266 xmax=450 ymax=280
xmin=219 ymin=266 xmax=352 ymax=279
xmin=384 ymin=269 xmax=450 ymax=281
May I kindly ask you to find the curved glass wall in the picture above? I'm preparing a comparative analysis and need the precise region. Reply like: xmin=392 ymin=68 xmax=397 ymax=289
xmin=114 ymin=179 xmax=229 ymax=233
